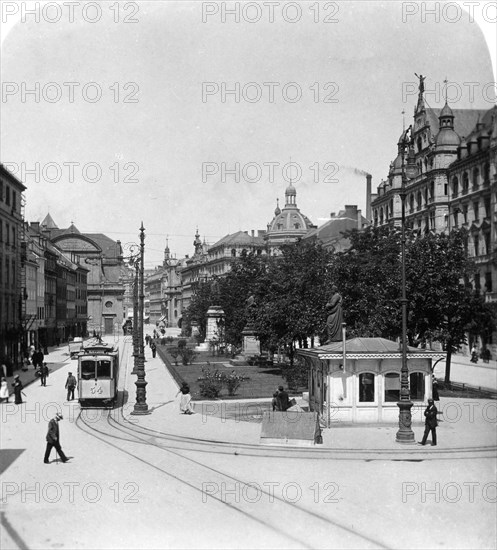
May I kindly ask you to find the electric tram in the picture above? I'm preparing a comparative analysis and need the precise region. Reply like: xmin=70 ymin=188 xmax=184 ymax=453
xmin=77 ymin=342 xmax=119 ymax=407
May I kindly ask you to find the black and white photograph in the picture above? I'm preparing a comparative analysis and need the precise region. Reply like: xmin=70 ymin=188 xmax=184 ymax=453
xmin=0 ymin=1 xmax=496 ymax=548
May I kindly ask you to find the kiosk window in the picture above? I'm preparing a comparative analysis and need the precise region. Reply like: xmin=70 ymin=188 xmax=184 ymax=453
xmin=384 ymin=373 xmax=400 ymax=402
xmin=81 ymin=360 xmax=96 ymax=380
xmin=359 ymin=373 xmax=375 ymax=402
xmin=410 ymin=372 xmax=425 ymax=401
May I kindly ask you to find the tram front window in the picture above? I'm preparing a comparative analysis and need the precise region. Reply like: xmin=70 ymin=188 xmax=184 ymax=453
xmin=97 ymin=360 xmax=112 ymax=378
xmin=81 ymin=360 xmax=96 ymax=380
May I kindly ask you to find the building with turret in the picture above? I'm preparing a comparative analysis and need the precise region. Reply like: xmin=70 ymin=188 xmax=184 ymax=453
xmin=371 ymin=79 xmax=496 ymax=352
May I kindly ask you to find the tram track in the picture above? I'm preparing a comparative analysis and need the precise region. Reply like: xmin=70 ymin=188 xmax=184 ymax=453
xmin=74 ymin=337 xmax=389 ymax=550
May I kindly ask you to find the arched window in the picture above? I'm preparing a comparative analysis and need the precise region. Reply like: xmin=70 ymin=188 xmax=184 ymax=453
xmin=409 ymin=372 xmax=425 ymax=401
xmin=359 ymin=373 xmax=375 ymax=402
xmin=384 ymin=373 xmax=400 ymax=402
xmin=462 ymin=172 xmax=469 ymax=194
xmin=417 ymin=191 xmax=422 ymax=209
xmin=483 ymin=162 xmax=490 ymax=185
xmin=410 ymin=194 xmax=414 ymax=212
xmin=472 ymin=167 xmax=479 ymax=190
xmin=417 ymin=137 xmax=422 ymax=152
xmin=429 ymin=181 xmax=435 ymax=201
xmin=452 ymin=176 xmax=459 ymax=197
xmin=424 ymin=187 xmax=428 ymax=204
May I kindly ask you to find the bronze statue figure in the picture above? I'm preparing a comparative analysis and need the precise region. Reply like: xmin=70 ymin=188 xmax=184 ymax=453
xmin=325 ymin=285 xmax=343 ymax=343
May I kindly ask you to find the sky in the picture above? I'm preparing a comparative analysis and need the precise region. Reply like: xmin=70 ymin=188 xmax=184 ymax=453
xmin=1 ymin=0 xmax=495 ymax=267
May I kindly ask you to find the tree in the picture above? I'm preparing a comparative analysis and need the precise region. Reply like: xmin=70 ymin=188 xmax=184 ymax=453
xmin=330 ymin=226 xmax=495 ymax=382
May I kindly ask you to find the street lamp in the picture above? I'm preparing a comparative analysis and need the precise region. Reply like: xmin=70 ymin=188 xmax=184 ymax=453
xmin=396 ymin=125 xmax=415 ymax=443
xmin=131 ymin=223 xmax=149 ymax=415
xmin=123 ymin=243 xmax=140 ymax=375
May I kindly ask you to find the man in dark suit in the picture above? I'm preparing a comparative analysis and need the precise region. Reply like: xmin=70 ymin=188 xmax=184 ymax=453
xmin=44 ymin=413 xmax=68 ymax=463
xmin=39 ymin=363 xmax=49 ymax=386
xmin=65 ymin=372 xmax=77 ymax=401
xmin=419 ymin=398 xmax=438 ymax=446
xmin=277 ymin=385 xmax=290 ymax=412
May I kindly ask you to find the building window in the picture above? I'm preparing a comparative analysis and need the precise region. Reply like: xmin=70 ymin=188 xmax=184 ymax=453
xmin=384 ymin=373 xmax=400 ymax=402
xmin=474 ymin=235 xmax=479 ymax=257
xmin=484 ymin=232 xmax=490 ymax=255
xmin=417 ymin=191 xmax=422 ymax=210
xmin=409 ymin=372 xmax=425 ymax=401
xmin=452 ymin=176 xmax=458 ymax=197
xmin=472 ymin=167 xmax=479 ymax=190
xmin=473 ymin=201 xmax=479 ymax=221
xmin=483 ymin=163 xmax=490 ymax=185
xmin=462 ymin=204 xmax=468 ymax=224
xmin=359 ymin=373 xmax=375 ymax=402
xmin=484 ymin=198 xmax=491 ymax=219
xmin=5 ymin=186 xmax=10 ymax=206
xmin=429 ymin=181 xmax=435 ymax=201
xmin=444 ymin=182 xmax=448 ymax=195
xmin=475 ymin=272 xmax=481 ymax=292
xmin=231 ymin=249 xmax=236 ymax=257
xmin=462 ymin=172 xmax=469 ymax=194
xmin=485 ymin=272 xmax=493 ymax=293
xmin=409 ymin=194 xmax=414 ymax=212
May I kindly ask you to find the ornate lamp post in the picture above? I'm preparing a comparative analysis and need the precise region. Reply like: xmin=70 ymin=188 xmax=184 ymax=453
xmin=131 ymin=223 xmax=149 ymax=415
xmin=396 ymin=126 xmax=415 ymax=443
xmin=123 ymin=243 xmax=140 ymax=375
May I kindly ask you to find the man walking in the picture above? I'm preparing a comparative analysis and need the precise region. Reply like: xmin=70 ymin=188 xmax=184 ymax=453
xmin=65 ymin=372 xmax=77 ymax=401
xmin=39 ymin=363 xmax=49 ymax=387
xmin=13 ymin=375 xmax=23 ymax=404
xmin=419 ymin=398 xmax=438 ymax=446
xmin=44 ymin=413 xmax=68 ymax=464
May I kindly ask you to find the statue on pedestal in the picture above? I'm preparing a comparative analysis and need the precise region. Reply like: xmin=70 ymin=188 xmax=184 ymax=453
xmin=325 ymin=285 xmax=343 ymax=343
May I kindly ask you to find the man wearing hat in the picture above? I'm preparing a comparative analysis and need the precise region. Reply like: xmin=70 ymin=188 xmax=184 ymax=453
xmin=65 ymin=372 xmax=77 ymax=401
xmin=44 ymin=413 xmax=68 ymax=463
xmin=419 ymin=398 xmax=438 ymax=446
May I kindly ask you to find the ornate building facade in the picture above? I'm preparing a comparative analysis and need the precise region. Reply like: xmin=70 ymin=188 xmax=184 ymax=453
xmin=371 ymin=82 xmax=497 ymax=353
xmin=41 ymin=215 xmax=124 ymax=336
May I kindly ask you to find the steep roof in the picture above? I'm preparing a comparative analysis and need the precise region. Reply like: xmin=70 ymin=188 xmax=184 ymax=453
xmin=41 ymin=212 xmax=58 ymax=229
xmin=210 ymin=231 xmax=265 ymax=249
xmin=426 ymin=108 xmax=487 ymax=139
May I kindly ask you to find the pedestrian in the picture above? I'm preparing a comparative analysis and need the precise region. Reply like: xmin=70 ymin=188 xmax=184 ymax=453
xmin=150 ymin=341 xmax=157 ymax=358
xmin=271 ymin=391 xmax=279 ymax=411
xmin=44 ymin=413 xmax=69 ymax=464
xmin=39 ymin=362 xmax=49 ymax=387
xmin=1 ymin=364 xmax=7 ymax=379
xmin=276 ymin=385 xmax=290 ymax=412
xmin=65 ymin=372 xmax=77 ymax=401
xmin=13 ymin=375 xmax=23 ymax=404
xmin=471 ymin=345 xmax=478 ymax=363
xmin=176 ymin=382 xmax=194 ymax=414
xmin=0 ymin=378 xmax=9 ymax=403
xmin=432 ymin=374 xmax=440 ymax=401
xmin=418 ymin=398 xmax=438 ymax=446
xmin=145 ymin=334 xmax=151 ymax=347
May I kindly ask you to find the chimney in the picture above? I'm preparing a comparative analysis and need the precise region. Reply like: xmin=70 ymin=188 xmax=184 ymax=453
xmin=344 ymin=205 xmax=358 ymax=219
xmin=366 ymin=174 xmax=372 ymax=222
xmin=357 ymin=209 xmax=362 ymax=230
xmin=251 ymin=230 xmax=254 ymax=237
xmin=330 ymin=212 xmax=336 ymax=218
xmin=30 ymin=221 xmax=40 ymax=232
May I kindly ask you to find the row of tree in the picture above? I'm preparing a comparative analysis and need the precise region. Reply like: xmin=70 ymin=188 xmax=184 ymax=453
xmin=183 ymin=227 xmax=496 ymax=382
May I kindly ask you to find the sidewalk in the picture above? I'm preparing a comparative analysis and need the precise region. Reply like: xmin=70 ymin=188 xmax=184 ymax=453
xmin=2 ymin=344 xmax=73 ymax=400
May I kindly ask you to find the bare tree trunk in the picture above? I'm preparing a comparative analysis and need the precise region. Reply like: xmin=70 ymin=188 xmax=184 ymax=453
xmin=444 ymin=345 xmax=452 ymax=384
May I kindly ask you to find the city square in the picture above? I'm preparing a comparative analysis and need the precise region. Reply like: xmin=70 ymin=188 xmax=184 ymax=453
xmin=1 ymin=1 xmax=496 ymax=549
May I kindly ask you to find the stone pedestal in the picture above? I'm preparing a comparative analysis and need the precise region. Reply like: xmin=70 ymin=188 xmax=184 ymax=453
xmin=206 ymin=305 xmax=224 ymax=341
xmin=243 ymin=330 xmax=260 ymax=356
xmin=195 ymin=305 xmax=224 ymax=352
